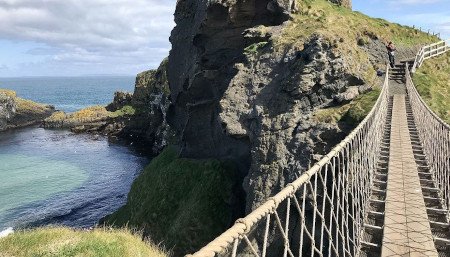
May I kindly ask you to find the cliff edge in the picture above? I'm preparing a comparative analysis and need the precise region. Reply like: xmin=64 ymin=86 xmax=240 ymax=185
xmin=105 ymin=0 xmax=437 ymax=254
xmin=166 ymin=0 xmax=432 ymax=213
xmin=0 ymin=89 xmax=54 ymax=131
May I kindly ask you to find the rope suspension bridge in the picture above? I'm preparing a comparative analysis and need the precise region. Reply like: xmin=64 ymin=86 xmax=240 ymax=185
xmin=187 ymin=41 xmax=450 ymax=257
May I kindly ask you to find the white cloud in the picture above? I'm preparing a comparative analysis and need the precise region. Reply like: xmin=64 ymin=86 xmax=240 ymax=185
xmin=0 ymin=0 xmax=176 ymax=76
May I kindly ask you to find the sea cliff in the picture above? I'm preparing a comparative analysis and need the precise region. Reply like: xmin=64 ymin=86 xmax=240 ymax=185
xmin=0 ymin=89 xmax=54 ymax=131
xmin=103 ymin=0 xmax=437 ymax=255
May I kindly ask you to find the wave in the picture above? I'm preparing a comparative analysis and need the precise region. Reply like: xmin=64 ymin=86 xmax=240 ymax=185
xmin=0 ymin=227 xmax=14 ymax=238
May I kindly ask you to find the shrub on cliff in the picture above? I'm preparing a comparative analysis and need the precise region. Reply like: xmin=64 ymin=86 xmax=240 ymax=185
xmin=102 ymin=147 xmax=236 ymax=256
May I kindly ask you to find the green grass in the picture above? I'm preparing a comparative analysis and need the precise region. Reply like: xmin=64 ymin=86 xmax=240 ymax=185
xmin=103 ymin=147 xmax=236 ymax=256
xmin=276 ymin=0 xmax=437 ymax=90
xmin=290 ymin=0 xmax=436 ymax=127
xmin=412 ymin=51 xmax=450 ymax=124
xmin=314 ymin=87 xmax=381 ymax=126
xmin=0 ymin=227 xmax=167 ymax=257
xmin=281 ymin=0 xmax=436 ymax=48
xmin=0 ymin=89 xmax=52 ymax=116
xmin=111 ymin=105 xmax=136 ymax=118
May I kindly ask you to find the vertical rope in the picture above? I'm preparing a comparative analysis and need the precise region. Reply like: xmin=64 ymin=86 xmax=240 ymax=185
xmin=188 ymin=64 xmax=391 ymax=257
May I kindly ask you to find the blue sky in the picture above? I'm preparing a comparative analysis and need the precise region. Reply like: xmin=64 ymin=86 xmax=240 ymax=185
xmin=354 ymin=0 xmax=450 ymax=39
xmin=0 ymin=0 xmax=449 ymax=77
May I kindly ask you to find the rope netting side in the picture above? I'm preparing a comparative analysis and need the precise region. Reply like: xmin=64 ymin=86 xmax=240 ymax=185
xmin=187 ymin=67 xmax=391 ymax=257
xmin=405 ymin=66 xmax=450 ymax=223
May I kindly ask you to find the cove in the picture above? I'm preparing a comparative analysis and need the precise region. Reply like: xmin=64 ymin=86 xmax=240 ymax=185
xmin=0 ymin=127 xmax=149 ymax=231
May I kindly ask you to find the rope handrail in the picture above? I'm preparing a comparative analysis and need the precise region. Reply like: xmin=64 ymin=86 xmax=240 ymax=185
xmin=405 ymin=46 xmax=450 ymax=223
xmin=187 ymin=66 xmax=391 ymax=257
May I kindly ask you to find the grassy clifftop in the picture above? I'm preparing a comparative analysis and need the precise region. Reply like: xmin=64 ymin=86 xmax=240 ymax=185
xmin=0 ymin=227 xmax=167 ymax=257
xmin=279 ymin=0 xmax=437 ymax=126
xmin=282 ymin=0 xmax=435 ymax=48
xmin=0 ymin=89 xmax=54 ymax=129
xmin=412 ymin=51 xmax=450 ymax=124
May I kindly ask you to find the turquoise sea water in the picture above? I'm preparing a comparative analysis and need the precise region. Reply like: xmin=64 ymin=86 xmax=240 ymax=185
xmin=0 ymin=77 xmax=149 ymax=232
xmin=0 ymin=154 xmax=87 ymax=214
xmin=0 ymin=76 xmax=135 ymax=112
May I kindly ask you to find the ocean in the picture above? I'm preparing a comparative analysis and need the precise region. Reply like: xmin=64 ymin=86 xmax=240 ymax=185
xmin=0 ymin=76 xmax=149 ymax=232
xmin=0 ymin=76 xmax=136 ymax=112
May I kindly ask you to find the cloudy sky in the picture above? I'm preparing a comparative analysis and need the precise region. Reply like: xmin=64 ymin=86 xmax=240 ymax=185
xmin=0 ymin=0 xmax=448 ymax=77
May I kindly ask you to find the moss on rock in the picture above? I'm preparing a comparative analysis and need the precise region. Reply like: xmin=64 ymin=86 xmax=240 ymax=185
xmin=102 ymin=147 xmax=236 ymax=256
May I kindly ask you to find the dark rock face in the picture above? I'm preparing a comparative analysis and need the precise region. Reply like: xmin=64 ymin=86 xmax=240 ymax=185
xmin=167 ymin=0 xmax=363 ymax=214
xmin=221 ymin=36 xmax=369 ymax=211
xmin=0 ymin=93 xmax=16 ymax=131
xmin=0 ymin=92 xmax=54 ymax=131
xmin=119 ymin=59 xmax=172 ymax=153
xmin=106 ymin=91 xmax=133 ymax=112
xmin=168 ymin=0 xmax=296 ymax=175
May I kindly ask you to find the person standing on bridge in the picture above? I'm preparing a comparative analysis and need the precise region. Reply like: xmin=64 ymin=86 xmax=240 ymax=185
xmin=386 ymin=41 xmax=396 ymax=68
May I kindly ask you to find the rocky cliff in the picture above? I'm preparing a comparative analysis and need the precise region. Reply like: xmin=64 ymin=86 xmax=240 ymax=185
xmin=107 ymin=0 xmax=436 ymax=254
xmin=0 ymin=89 xmax=54 ymax=131
xmin=120 ymin=0 xmax=433 ymax=213
xmin=113 ymin=59 xmax=173 ymax=152
xmin=0 ymin=92 xmax=16 ymax=131
xmin=165 ymin=0 xmax=380 ymax=213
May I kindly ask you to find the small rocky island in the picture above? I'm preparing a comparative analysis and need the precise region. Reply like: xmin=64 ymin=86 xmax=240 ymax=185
xmin=0 ymin=89 xmax=55 ymax=131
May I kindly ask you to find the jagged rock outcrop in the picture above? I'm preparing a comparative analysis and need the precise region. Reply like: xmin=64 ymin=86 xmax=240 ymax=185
xmin=0 ymin=93 xmax=16 ymax=131
xmin=167 ymin=0 xmax=364 ymax=214
xmin=168 ymin=0 xmax=296 ymax=177
xmin=118 ymin=59 xmax=172 ymax=152
xmin=43 ymin=106 xmax=111 ymax=133
xmin=106 ymin=91 xmax=133 ymax=112
xmin=0 ymin=90 xmax=54 ymax=131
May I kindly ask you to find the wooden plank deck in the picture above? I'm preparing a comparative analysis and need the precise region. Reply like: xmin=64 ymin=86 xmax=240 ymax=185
xmin=381 ymin=94 xmax=438 ymax=257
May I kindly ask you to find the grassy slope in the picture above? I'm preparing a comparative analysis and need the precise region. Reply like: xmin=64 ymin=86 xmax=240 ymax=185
xmin=412 ymin=51 xmax=450 ymax=124
xmin=314 ymin=87 xmax=381 ymax=126
xmin=281 ymin=0 xmax=435 ymax=48
xmin=281 ymin=0 xmax=437 ymax=126
xmin=0 ymin=89 xmax=52 ymax=118
xmin=0 ymin=227 xmax=167 ymax=257
xmin=103 ymin=147 xmax=235 ymax=255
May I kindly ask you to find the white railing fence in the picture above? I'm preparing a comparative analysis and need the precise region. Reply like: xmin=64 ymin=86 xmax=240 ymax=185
xmin=405 ymin=65 xmax=450 ymax=223
xmin=412 ymin=39 xmax=450 ymax=72
xmin=186 ymin=67 xmax=391 ymax=257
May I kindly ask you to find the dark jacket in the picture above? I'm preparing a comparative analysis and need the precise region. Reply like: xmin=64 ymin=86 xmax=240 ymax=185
xmin=387 ymin=44 xmax=396 ymax=54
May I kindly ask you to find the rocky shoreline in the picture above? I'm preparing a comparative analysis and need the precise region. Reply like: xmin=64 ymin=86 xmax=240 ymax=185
xmin=0 ymin=89 xmax=55 ymax=132
xmin=39 ymin=60 xmax=172 ymax=154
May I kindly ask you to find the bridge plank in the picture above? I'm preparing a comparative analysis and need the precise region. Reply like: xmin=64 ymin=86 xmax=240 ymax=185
xmin=381 ymin=95 xmax=438 ymax=257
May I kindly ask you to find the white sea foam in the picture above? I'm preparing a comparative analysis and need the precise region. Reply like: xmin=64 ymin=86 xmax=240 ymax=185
xmin=0 ymin=227 xmax=14 ymax=238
